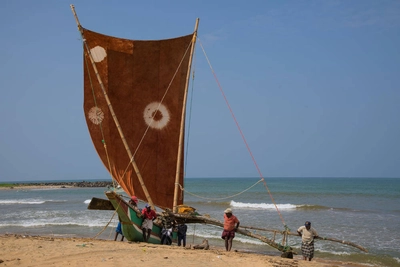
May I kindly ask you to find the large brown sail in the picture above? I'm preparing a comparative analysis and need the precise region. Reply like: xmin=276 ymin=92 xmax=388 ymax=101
xmin=82 ymin=28 xmax=193 ymax=209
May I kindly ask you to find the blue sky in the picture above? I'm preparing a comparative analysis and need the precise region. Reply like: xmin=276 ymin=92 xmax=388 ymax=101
xmin=0 ymin=0 xmax=399 ymax=182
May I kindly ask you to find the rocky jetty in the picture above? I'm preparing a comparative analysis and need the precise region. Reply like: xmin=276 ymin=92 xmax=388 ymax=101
xmin=14 ymin=181 xmax=113 ymax=188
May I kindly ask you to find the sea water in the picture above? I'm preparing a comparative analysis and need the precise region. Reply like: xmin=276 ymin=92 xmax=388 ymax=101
xmin=1 ymin=177 xmax=399 ymax=267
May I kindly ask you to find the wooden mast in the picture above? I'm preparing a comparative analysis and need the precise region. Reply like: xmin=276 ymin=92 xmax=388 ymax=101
xmin=173 ymin=18 xmax=199 ymax=213
xmin=70 ymin=4 xmax=155 ymax=209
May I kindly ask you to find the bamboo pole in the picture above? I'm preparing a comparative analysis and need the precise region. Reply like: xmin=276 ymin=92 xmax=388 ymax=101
xmin=104 ymin=192 xmax=368 ymax=253
xmin=173 ymin=18 xmax=200 ymax=213
xmin=313 ymin=236 xmax=368 ymax=252
xmin=169 ymin=213 xmax=291 ymax=251
xmin=223 ymin=224 xmax=368 ymax=252
xmin=170 ymin=214 xmax=368 ymax=252
xmin=70 ymin=5 xmax=155 ymax=208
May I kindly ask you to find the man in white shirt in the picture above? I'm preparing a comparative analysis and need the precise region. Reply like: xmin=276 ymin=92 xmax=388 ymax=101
xmin=297 ymin=221 xmax=319 ymax=261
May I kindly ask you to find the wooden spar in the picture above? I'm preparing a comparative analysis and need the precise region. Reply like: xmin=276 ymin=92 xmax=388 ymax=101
xmin=168 ymin=212 xmax=368 ymax=252
xmin=313 ymin=236 xmax=368 ymax=253
xmin=107 ymin=192 xmax=367 ymax=253
xmin=173 ymin=18 xmax=200 ymax=213
xmin=169 ymin=213 xmax=291 ymax=252
xmin=70 ymin=5 xmax=155 ymax=208
xmin=222 ymin=224 xmax=368 ymax=253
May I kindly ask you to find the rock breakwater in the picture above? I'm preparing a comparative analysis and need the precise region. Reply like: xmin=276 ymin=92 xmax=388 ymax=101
xmin=11 ymin=181 xmax=113 ymax=188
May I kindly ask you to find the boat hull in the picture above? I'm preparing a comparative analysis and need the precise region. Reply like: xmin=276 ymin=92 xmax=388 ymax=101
xmin=105 ymin=191 xmax=162 ymax=244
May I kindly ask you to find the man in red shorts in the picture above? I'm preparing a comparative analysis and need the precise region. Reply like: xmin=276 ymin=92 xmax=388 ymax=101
xmin=221 ymin=208 xmax=240 ymax=251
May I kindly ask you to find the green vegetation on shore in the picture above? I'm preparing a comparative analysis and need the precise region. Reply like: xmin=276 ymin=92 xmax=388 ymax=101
xmin=0 ymin=183 xmax=15 ymax=188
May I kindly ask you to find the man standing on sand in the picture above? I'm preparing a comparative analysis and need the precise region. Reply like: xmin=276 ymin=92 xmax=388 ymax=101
xmin=297 ymin=221 xmax=319 ymax=261
xmin=141 ymin=204 xmax=157 ymax=242
xmin=177 ymin=220 xmax=188 ymax=247
xmin=221 ymin=208 xmax=240 ymax=251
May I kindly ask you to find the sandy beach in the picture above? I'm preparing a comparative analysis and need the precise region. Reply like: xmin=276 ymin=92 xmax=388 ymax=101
xmin=0 ymin=234 xmax=369 ymax=267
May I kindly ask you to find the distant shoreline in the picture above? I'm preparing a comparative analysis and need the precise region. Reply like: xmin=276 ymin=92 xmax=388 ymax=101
xmin=0 ymin=180 xmax=113 ymax=190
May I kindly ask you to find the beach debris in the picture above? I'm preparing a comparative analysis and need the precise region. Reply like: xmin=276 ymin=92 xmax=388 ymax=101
xmin=75 ymin=242 xmax=94 ymax=248
xmin=192 ymin=239 xmax=209 ymax=250
xmin=280 ymin=251 xmax=293 ymax=259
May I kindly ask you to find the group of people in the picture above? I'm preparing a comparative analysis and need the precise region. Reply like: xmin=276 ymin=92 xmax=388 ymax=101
xmin=220 ymin=209 xmax=318 ymax=261
xmin=115 ymin=196 xmax=188 ymax=245
xmin=219 ymin=208 xmax=319 ymax=261
xmin=116 ymin=196 xmax=319 ymax=261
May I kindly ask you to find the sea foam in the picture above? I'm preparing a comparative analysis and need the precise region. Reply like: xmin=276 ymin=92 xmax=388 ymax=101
xmin=230 ymin=200 xmax=297 ymax=210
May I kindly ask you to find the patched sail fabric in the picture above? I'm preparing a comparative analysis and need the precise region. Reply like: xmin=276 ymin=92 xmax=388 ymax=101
xmin=82 ymin=28 xmax=193 ymax=209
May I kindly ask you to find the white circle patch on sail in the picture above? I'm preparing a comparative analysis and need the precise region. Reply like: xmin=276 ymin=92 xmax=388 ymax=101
xmin=88 ymin=107 xmax=105 ymax=125
xmin=143 ymin=102 xmax=170 ymax=130
xmin=90 ymin=46 xmax=107 ymax=63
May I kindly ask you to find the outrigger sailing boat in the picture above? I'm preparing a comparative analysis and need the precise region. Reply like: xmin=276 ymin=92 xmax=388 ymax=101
xmin=71 ymin=5 xmax=367 ymax=254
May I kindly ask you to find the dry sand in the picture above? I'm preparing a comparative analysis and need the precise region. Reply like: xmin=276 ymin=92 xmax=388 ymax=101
xmin=0 ymin=234 xmax=369 ymax=267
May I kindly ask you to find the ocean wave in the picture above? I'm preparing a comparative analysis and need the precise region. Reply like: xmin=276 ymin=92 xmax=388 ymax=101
xmin=0 ymin=200 xmax=45 ymax=205
xmin=0 ymin=220 xmax=113 ymax=228
xmin=317 ymin=248 xmax=351 ymax=256
xmin=230 ymin=200 xmax=297 ymax=210
xmin=190 ymin=228 xmax=264 ymax=245
xmin=229 ymin=201 xmax=353 ymax=211
xmin=0 ymin=199 xmax=66 ymax=205
xmin=295 ymin=204 xmax=351 ymax=211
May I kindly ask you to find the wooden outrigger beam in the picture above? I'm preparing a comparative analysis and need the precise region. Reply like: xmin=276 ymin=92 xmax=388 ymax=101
xmin=168 ymin=213 xmax=367 ymax=252
xmin=312 ymin=235 xmax=368 ymax=253
xmin=225 ymin=224 xmax=368 ymax=252
xmin=89 ymin=194 xmax=367 ymax=253
xmin=167 ymin=213 xmax=292 ymax=252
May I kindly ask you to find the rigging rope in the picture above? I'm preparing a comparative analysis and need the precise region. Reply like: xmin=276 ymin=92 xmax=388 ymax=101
xmin=184 ymin=49 xmax=197 ymax=179
xmin=91 ymin=202 xmax=119 ymax=239
xmin=178 ymin=178 xmax=263 ymax=201
xmin=198 ymin=38 xmax=287 ymax=227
